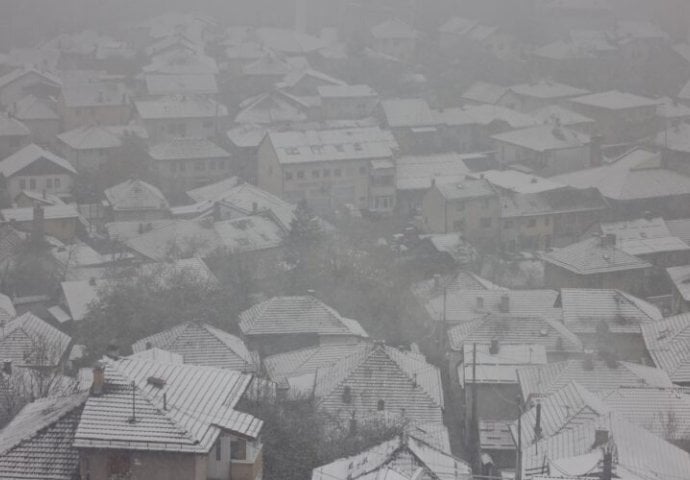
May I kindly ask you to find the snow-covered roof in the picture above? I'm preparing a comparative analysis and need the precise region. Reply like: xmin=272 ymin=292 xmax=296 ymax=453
xmin=0 ymin=144 xmax=76 ymax=178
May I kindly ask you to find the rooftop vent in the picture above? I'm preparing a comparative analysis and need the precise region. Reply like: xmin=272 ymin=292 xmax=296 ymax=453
xmin=147 ymin=376 xmax=166 ymax=388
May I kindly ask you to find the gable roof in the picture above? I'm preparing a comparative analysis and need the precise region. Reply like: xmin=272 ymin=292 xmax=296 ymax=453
xmin=381 ymin=98 xmax=438 ymax=128
xmin=0 ymin=144 xmax=76 ymax=178
xmin=312 ymin=434 xmax=472 ymax=480
xmin=667 ymin=265 xmax=690 ymax=302
xmin=509 ymin=80 xmax=589 ymax=100
xmin=314 ymin=343 xmax=444 ymax=425
xmin=395 ymin=153 xmax=476 ymax=191
xmin=0 ymin=393 xmax=86 ymax=480
xmin=73 ymin=358 xmax=262 ymax=453
xmin=371 ymin=19 xmax=418 ymax=40
xmin=132 ymin=322 xmax=256 ymax=371
xmin=135 ymin=95 xmax=228 ymax=119
xmin=517 ymin=358 xmax=673 ymax=401
xmin=0 ymin=114 xmax=29 ymax=137
xmin=235 ymin=91 xmax=309 ymax=125
xmin=145 ymin=73 xmax=218 ymax=96
xmin=641 ymin=313 xmax=690 ymax=383
xmin=491 ymin=125 xmax=590 ymax=152
xmin=460 ymin=343 xmax=548 ymax=386
xmin=148 ymin=138 xmax=229 ymax=160
xmin=263 ymin=343 xmax=365 ymax=385
xmin=238 ymin=296 xmax=368 ymax=337
xmin=531 ymin=105 xmax=594 ymax=127
xmin=0 ymin=68 xmax=60 ymax=91
xmin=461 ymin=81 xmax=508 ymax=105
xmin=569 ymin=90 xmax=658 ymax=110
xmin=61 ymin=82 xmax=129 ymax=108
xmin=540 ymin=236 xmax=652 ymax=275
xmin=599 ymin=216 xmax=690 ymax=257
xmin=11 ymin=94 xmax=58 ymax=121
xmin=0 ymin=312 xmax=71 ymax=366
xmin=57 ymin=124 xmax=122 ymax=150
xmin=559 ymin=288 xmax=662 ymax=334
xmin=104 ymin=178 xmax=169 ymax=212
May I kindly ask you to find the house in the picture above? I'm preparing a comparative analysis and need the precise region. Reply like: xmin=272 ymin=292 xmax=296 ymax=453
xmin=234 ymin=91 xmax=310 ymax=126
xmin=134 ymin=96 xmax=228 ymax=141
xmin=73 ymin=358 xmax=264 ymax=480
xmin=318 ymin=84 xmax=379 ymax=120
xmin=667 ymin=265 xmax=690 ymax=314
xmin=312 ymin=341 xmax=444 ymax=427
xmin=238 ymin=295 xmax=368 ymax=355
xmin=0 ymin=393 xmax=86 ymax=480
xmin=276 ymin=68 xmax=346 ymax=114
xmin=497 ymin=187 xmax=608 ymax=251
xmin=2 ymin=204 xmax=81 ymax=243
xmin=540 ymin=234 xmax=653 ymax=294
xmin=256 ymin=127 xmax=398 ymax=213
xmin=411 ymin=270 xmax=505 ymax=307
xmin=104 ymin=178 xmax=170 ymax=222
xmin=0 ymin=68 xmax=60 ymax=107
xmin=551 ymin=147 xmax=690 ymax=218
xmin=59 ymin=278 xmax=106 ymax=322
xmin=529 ymin=105 xmax=596 ymax=134
xmin=57 ymin=82 xmax=131 ymax=130
xmin=312 ymin=434 xmax=472 ymax=480
xmin=420 ymin=178 xmax=500 ymax=249
xmin=654 ymin=122 xmax=690 ymax=175
xmin=498 ymin=80 xmax=590 ymax=113
xmin=370 ymin=19 xmax=418 ymax=62
xmin=144 ymin=49 xmax=219 ymax=76
xmin=380 ymin=98 xmax=443 ymax=154
xmin=436 ymin=104 xmax=538 ymax=153
xmin=395 ymin=153 xmax=478 ymax=215
xmin=598 ymin=216 xmax=690 ymax=269
xmin=131 ymin=322 xmax=258 ymax=372
xmin=517 ymin=356 xmax=673 ymax=404
xmin=0 ymin=311 xmax=72 ymax=368
xmin=492 ymin=125 xmax=595 ymax=176
xmin=520 ymin=414 xmax=690 ymax=480
xmin=641 ymin=313 xmax=690 ymax=385
xmin=144 ymin=73 xmax=218 ymax=97
xmin=438 ymin=17 xmax=480 ymax=51
xmin=567 ymin=90 xmax=659 ymax=143
xmin=56 ymin=124 xmax=147 ymax=171
xmin=0 ymin=113 xmax=30 ymax=158
xmin=557 ymin=288 xmax=664 ymax=362
xmin=0 ymin=144 xmax=76 ymax=202
xmin=148 ymin=138 xmax=232 ymax=192
xmin=448 ymin=315 xmax=582 ymax=361
xmin=11 ymin=94 xmax=60 ymax=146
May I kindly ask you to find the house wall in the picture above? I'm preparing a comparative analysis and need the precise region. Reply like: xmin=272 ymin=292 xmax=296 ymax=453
xmin=60 ymin=146 xmax=111 ymax=171
xmin=321 ymin=96 xmax=379 ymax=120
xmin=58 ymin=103 xmax=131 ymax=131
xmin=256 ymin=138 xmax=284 ymax=199
xmin=8 ymin=172 xmax=74 ymax=200
xmin=0 ymin=134 xmax=29 ymax=159
xmin=464 ymin=383 xmax=520 ymax=427
xmin=142 ymin=116 xmax=221 ymax=141
xmin=392 ymin=127 xmax=444 ymax=155
xmin=496 ymin=142 xmax=591 ymax=176
xmin=372 ymin=38 xmax=416 ymax=62
xmin=0 ymin=73 xmax=58 ymax=107
xmin=79 ymin=449 xmax=208 ymax=480
xmin=567 ymin=102 xmax=658 ymax=144
xmin=500 ymin=215 xmax=554 ymax=251
xmin=543 ymin=263 xmax=649 ymax=296
xmin=21 ymin=118 xmax=60 ymax=147
xmin=152 ymin=156 xmax=233 ymax=193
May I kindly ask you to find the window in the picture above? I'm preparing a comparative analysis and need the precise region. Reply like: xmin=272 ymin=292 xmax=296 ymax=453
xmin=216 ymin=440 xmax=222 ymax=461
xmin=203 ymin=120 xmax=214 ymax=129
xmin=377 ymin=400 xmax=385 ymax=411
xmin=194 ymin=161 xmax=204 ymax=171
xmin=297 ymin=170 xmax=305 ymax=179
xmin=230 ymin=438 xmax=247 ymax=460
xmin=46 ymin=179 xmax=53 ymax=189
xmin=342 ymin=386 xmax=352 ymax=404
xmin=334 ymin=168 xmax=342 ymax=177
xmin=312 ymin=170 xmax=320 ymax=179
xmin=54 ymin=178 xmax=60 ymax=188
xmin=285 ymin=171 xmax=293 ymax=181
xmin=335 ymin=144 xmax=345 ymax=153
xmin=323 ymin=169 xmax=331 ymax=177
xmin=359 ymin=166 xmax=367 ymax=175
xmin=29 ymin=179 xmax=36 ymax=190
xmin=285 ymin=147 xmax=299 ymax=155
xmin=453 ymin=220 xmax=465 ymax=231
xmin=108 ymin=453 xmax=131 ymax=475
xmin=19 ymin=179 xmax=26 ymax=190
xmin=481 ymin=217 xmax=492 ymax=228
xmin=527 ymin=218 xmax=537 ymax=228
xmin=353 ymin=143 xmax=363 ymax=151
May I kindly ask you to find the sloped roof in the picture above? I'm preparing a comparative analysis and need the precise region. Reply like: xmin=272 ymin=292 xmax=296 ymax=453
xmin=461 ymin=81 xmax=508 ymax=105
xmin=448 ymin=315 xmax=582 ymax=354
xmin=473 ymin=170 xmax=564 ymax=194
xmin=0 ymin=68 xmax=60 ymax=91
xmin=395 ymin=153 xmax=476 ymax=191
xmin=381 ymin=98 xmax=438 ymax=128
xmin=235 ymin=91 xmax=309 ymax=125
xmin=0 ymin=393 xmax=86 ymax=480
xmin=531 ymin=105 xmax=594 ymax=127
xmin=318 ymin=84 xmax=378 ymax=99
xmin=654 ymin=122 xmax=690 ymax=153
xmin=641 ymin=313 xmax=690 ymax=383
xmin=144 ymin=50 xmax=218 ymax=75
xmin=435 ymin=177 xmax=495 ymax=201
xmin=491 ymin=125 xmax=590 ymax=152
xmin=517 ymin=358 xmax=673 ymax=401
xmin=60 ymin=279 xmax=105 ymax=322
xmin=148 ymin=138 xmax=229 ymax=160
xmin=132 ymin=322 xmax=256 ymax=371
xmin=57 ymin=124 xmax=123 ymax=150
xmin=439 ymin=17 xmax=479 ymax=35
xmin=540 ymin=236 xmax=652 ymax=275
xmin=314 ymin=343 xmax=444 ymax=425
xmin=460 ymin=343 xmax=548 ymax=385
xmin=0 ymin=144 xmax=76 ymax=178
xmin=559 ymin=288 xmax=662 ymax=334
xmin=12 ymin=94 xmax=58 ymax=121
xmin=439 ymin=104 xmax=538 ymax=129
xmin=104 ymin=178 xmax=169 ymax=212
xmin=425 ymin=289 xmax=560 ymax=324
xmin=239 ymin=296 xmax=368 ymax=337
xmin=135 ymin=95 xmax=227 ymax=119
xmin=61 ymin=82 xmax=129 ymax=108
xmin=411 ymin=271 xmax=505 ymax=304
xmin=73 ymin=358 xmax=262 ymax=452
xmin=125 ymin=219 xmax=222 ymax=261
xmin=509 ymin=80 xmax=589 ymax=99
xmin=371 ymin=19 xmax=418 ymax=39
xmin=256 ymin=28 xmax=327 ymax=54
xmin=667 ymin=265 xmax=690 ymax=302
xmin=312 ymin=434 xmax=471 ymax=480
xmin=145 ymin=73 xmax=218 ymax=96
xmin=599 ymin=216 xmax=690 ymax=257
xmin=0 ymin=312 xmax=71 ymax=366
xmin=186 ymin=176 xmax=241 ymax=202
xmin=569 ymin=90 xmax=658 ymax=110
xmin=0 ymin=114 xmax=29 ymax=137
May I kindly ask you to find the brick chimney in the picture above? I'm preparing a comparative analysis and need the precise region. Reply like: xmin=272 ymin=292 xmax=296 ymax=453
xmin=91 ymin=362 xmax=106 ymax=396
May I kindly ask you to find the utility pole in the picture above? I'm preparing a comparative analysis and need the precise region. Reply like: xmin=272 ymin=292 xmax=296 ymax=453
xmin=516 ymin=397 xmax=522 ymax=480
xmin=470 ymin=342 xmax=479 ymax=471
xmin=601 ymin=449 xmax=612 ymax=480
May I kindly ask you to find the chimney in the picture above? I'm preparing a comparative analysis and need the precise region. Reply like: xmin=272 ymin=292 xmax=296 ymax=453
xmin=31 ymin=204 xmax=45 ymax=245
xmin=91 ymin=362 xmax=106 ymax=396
xmin=489 ymin=339 xmax=499 ymax=355
xmin=594 ymin=428 xmax=609 ymax=447
xmin=2 ymin=360 xmax=11 ymax=375
xmin=534 ymin=402 xmax=543 ymax=440
xmin=590 ymin=134 xmax=604 ymax=167
xmin=433 ymin=274 xmax=442 ymax=289
xmin=499 ymin=294 xmax=510 ymax=313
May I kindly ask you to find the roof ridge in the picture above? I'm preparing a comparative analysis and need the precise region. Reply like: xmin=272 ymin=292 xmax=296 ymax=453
xmin=378 ymin=346 xmax=442 ymax=408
